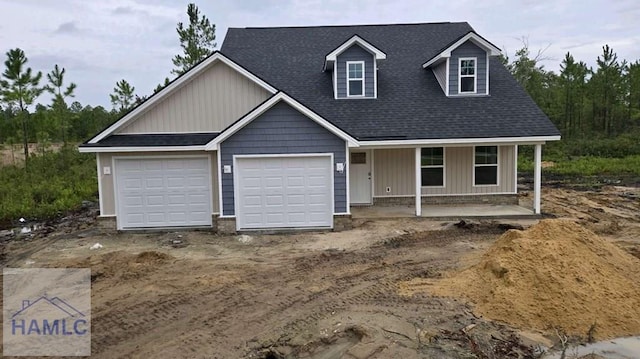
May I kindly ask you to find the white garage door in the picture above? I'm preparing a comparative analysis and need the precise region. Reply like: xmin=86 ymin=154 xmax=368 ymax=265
xmin=235 ymin=156 xmax=333 ymax=229
xmin=115 ymin=157 xmax=212 ymax=229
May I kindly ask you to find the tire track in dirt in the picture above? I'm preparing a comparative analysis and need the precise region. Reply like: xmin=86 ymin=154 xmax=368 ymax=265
xmin=248 ymin=242 xmax=458 ymax=355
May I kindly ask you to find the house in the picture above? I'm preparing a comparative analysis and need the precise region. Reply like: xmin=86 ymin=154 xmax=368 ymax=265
xmin=79 ymin=22 xmax=560 ymax=232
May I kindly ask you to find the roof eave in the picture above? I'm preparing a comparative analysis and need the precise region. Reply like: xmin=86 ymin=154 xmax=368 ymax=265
xmin=78 ymin=145 xmax=207 ymax=153
xmin=422 ymin=32 xmax=502 ymax=68
xmin=323 ymin=35 xmax=386 ymax=71
xmin=358 ymin=135 xmax=561 ymax=147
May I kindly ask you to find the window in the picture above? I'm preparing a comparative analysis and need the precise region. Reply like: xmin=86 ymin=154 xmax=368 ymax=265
xmin=421 ymin=147 xmax=444 ymax=187
xmin=459 ymin=58 xmax=476 ymax=93
xmin=474 ymin=146 xmax=498 ymax=186
xmin=347 ymin=61 xmax=364 ymax=96
xmin=351 ymin=152 xmax=366 ymax=164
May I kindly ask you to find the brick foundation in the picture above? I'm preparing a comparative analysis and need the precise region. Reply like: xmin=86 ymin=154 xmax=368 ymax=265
xmin=333 ymin=214 xmax=353 ymax=231
xmin=216 ymin=217 xmax=237 ymax=234
xmin=373 ymin=194 xmax=519 ymax=206
xmin=96 ymin=216 xmax=116 ymax=231
xmin=215 ymin=215 xmax=351 ymax=233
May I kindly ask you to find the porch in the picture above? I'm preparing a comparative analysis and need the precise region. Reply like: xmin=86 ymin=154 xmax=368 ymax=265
xmin=348 ymin=143 xmax=544 ymax=217
xmin=351 ymin=203 xmax=536 ymax=220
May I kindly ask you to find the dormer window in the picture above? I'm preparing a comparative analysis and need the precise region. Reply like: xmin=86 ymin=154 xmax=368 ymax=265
xmin=422 ymin=32 xmax=502 ymax=96
xmin=347 ymin=61 xmax=364 ymax=97
xmin=324 ymin=35 xmax=386 ymax=99
xmin=459 ymin=58 xmax=476 ymax=93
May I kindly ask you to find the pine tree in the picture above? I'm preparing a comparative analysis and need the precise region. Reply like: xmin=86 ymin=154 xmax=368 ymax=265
xmin=558 ymin=52 xmax=588 ymax=137
xmin=110 ymin=79 xmax=136 ymax=112
xmin=0 ymin=48 xmax=43 ymax=165
xmin=45 ymin=64 xmax=76 ymax=144
xmin=171 ymin=3 xmax=216 ymax=76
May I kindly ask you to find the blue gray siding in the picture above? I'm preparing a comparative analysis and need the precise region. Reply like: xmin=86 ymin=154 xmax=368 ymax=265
xmin=448 ymin=41 xmax=487 ymax=96
xmin=220 ymin=102 xmax=347 ymax=215
xmin=336 ymin=45 xmax=375 ymax=98
xmin=432 ymin=60 xmax=447 ymax=93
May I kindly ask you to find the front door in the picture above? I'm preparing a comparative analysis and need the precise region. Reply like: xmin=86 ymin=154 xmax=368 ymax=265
xmin=349 ymin=150 xmax=372 ymax=204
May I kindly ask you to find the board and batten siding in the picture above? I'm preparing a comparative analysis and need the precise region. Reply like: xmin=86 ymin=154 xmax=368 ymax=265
xmin=97 ymin=151 xmax=219 ymax=216
xmin=448 ymin=40 xmax=488 ymax=96
xmin=373 ymin=148 xmax=416 ymax=196
xmin=336 ymin=45 xmax=376 ymax=98
xmin=371 ymin=146 xmax=516 ymax=197
xmin=432 ymin=60 xmax=447 ymax=93
xmin=220 ymin=102 xmax=347 ymax=216
xmin=118 ymin=62 xmax=271 ymax=134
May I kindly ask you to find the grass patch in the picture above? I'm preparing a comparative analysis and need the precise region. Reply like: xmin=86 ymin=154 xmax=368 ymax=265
xmin=519 ymin=154 xmax=640 ymax=177
xmin=0 ymin=146 xmax=97 ymax=223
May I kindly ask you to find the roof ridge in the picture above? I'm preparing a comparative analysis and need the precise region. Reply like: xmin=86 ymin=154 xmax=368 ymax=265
xmin=229 ymin=21 xmax=469 ymax=30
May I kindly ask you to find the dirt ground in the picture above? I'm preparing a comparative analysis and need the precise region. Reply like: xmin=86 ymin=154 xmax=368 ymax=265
xmin=0 ymin=143 xmax=63 ymax=166
xmin=1 ymin=185 xmax=639 ymax=358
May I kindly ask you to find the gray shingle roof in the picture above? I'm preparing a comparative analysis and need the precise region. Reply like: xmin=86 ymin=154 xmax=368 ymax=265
xmin=80 ymin=133 xmax=219 ymax=147
xmin=221 ymin=22 xmax=560 ymax=140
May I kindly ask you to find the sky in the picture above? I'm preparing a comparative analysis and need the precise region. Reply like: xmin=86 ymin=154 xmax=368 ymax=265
xmin=0 ymin=0 xmax=638 ymax=109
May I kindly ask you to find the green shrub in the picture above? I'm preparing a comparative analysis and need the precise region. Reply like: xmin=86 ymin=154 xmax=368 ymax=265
xmin=0 ymin=146 xmax=97 ymax=222
xmin=518 ymin=154 xmax=640 ymax=177
xmin=548 ymin=155 xmax=640 ymax=176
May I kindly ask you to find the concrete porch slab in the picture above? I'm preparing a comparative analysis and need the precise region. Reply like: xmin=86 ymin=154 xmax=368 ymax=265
xmin=351 ymin=204 xmax=537 ymax=220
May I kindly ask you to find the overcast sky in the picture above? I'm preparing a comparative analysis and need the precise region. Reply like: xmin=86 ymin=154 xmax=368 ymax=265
xmin=1 ymin=0 xmax=638 ymax=108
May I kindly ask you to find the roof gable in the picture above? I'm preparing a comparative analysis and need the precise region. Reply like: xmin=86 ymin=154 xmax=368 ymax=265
xmin=206 ymin=92 xmax=358 ymax=150
xmin=324 ymin=34 xmax=386 ymax=71
xmin=422 ymin=31 xmax=502 ymax=68
xmin=87 ymin=52 xmax=277 ymax=144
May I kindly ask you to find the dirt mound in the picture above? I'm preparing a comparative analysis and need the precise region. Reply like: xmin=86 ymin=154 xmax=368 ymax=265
xmin=134 ymin=251 xmax=172 ymax=263
xmin=60 ymin=250 xmax=174 ymax=281
xmin=419 ymin=219 xmax=640 ymax=340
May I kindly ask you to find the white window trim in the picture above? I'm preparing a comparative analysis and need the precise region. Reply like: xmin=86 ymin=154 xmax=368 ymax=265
xmin=373 ymin=58 xmax=378 ymax=99
xmin=420 ymin=147 xmax=446 ymax=188
xmin=458 ymin=57 xmax=477 ymax=94
xmin=473 ymin=145 xmax=499 ymax=187
xmin=346 ymin=61 xmax=365 ymax=97
xmin=486 ymin=52 xmax=490 ymax=95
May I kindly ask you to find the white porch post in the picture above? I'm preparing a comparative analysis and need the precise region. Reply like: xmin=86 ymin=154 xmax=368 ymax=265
xmin=533 ymin=143 xmax=542 ymax=214
xmin=415 ymin=147 xmax=422 ymax=216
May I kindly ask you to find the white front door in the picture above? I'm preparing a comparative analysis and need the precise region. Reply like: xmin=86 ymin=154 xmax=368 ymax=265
xmin=349 ymin=150 xmax=372 ymax=204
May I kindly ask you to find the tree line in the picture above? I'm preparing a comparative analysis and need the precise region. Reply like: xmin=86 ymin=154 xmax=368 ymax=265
xmin=2 ymin=6 xmax=638 ymax=165
xmin=504 ymin=40 xmax=640 ymax=139
xmin=0 ymin=3 xmax=216 ymax=166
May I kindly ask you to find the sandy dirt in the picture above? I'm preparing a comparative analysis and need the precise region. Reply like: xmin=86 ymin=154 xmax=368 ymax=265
xmin=404 ymin=219 xmax=640 ymax=340
xmin=0 ymin=143 xmax=63 ymax=166
xmin=1 ymin=186 xmax=639 ymax=358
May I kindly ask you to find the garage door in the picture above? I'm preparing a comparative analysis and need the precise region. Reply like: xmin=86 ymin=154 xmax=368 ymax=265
xmin=115 ymin=157 xmax=212 ymax=229
xmin=235 ymin=156 xmax=333 ymax=229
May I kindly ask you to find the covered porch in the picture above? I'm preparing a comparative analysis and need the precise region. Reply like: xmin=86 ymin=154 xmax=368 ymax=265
xmin=351 ymin=203 xmax=535 ymax=220
xmin=347 ymin=142 xmax=545 ymax=218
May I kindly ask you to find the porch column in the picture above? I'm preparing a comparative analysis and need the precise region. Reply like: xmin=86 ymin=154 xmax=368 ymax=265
xmin=533 ymin=143 xmax=542 ymax=214
xmin=415 ymin=147 xmax=422 ymax=216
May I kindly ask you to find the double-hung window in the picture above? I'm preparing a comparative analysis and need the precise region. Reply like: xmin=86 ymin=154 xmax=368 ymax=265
xmin=474 ymin=146 xmax=498 ymax=186
xmin=421 ymin=147 xmax=444 ymax=187
xmin=459 ymin=58 xmax=476 ymax=93
xmin=347 ymin=61 xmax=364 ymax=97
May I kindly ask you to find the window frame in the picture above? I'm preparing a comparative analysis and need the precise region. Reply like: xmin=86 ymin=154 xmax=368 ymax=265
xmin=420 ymin=147 xmax=446 ymax=188
xmin=458 ymin=57 xmax=477 ymax=94
xmin=473 ymin=145 xmax=499 ymax=187
xmin=346 ymin=60 xmax=365 ymax=97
